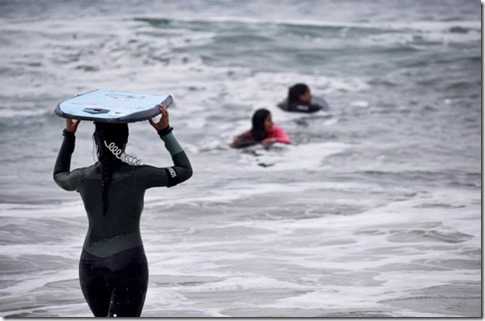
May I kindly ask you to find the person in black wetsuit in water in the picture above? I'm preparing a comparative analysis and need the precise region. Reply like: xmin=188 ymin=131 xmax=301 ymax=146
xmin=53 ymin=105 xmax=192 ymax=317
xmin=277 ymin=83 xmax=329 ymax=113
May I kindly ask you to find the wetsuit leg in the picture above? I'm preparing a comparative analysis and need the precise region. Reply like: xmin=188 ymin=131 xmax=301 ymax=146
xmin=79 ymin=247 xmax=149 ymax=317
xmin=79 ymin=251 xmax=111 ymax=317
xmin=105 ymin=247 xmax=149 ymax=317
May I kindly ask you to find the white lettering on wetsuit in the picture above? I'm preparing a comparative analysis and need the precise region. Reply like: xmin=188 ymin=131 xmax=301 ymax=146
xmin=296 ymin=104 xmax=310 ymax=111
xmin=167 ymin=167 xmax=177 ymax=178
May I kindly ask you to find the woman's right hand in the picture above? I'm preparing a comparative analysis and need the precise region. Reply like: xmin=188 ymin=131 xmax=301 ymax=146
xmin=149 ymin=105 xmax=170 ymax=132
xmin=65 ymin=118 xmax=81 ymax=133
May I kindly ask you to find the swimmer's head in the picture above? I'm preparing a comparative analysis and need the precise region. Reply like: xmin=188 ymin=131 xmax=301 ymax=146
xmin=288 ymin=83 xmax=311 ymax=104
xmin=251 ymin=108 xmax=272 ymax=141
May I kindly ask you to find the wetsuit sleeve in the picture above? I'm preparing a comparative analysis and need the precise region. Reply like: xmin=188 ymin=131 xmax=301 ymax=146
xmin=276 ymin=99 xmax=290 ymax=111
xmin=53 ymin=130 xmax=83 ymax=191
xmin=269 ymin=126 xmax=291 ymax=144
xmin=310 ymin=97 xmax=329 ymax=111
xmin=136 ymin=129 xmax=193 ymax=189
xmin=286 ymin=98 xmax=327 ymax=113
xmin=292 ymin=103 xmax=321 ymax=113
xmin=306 ymin=104 xmax=322 ymax=113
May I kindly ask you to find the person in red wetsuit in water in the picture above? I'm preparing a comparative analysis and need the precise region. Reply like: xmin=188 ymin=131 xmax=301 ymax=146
xmin=230 ymin=108 xmax=291 ymax=149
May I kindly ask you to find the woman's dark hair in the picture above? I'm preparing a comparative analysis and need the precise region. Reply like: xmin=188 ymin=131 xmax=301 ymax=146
xmin=250 ymin=108 xmax=271 ymax=142
xmin=288 ymin=83 xmax=310 ymax=103
xmin=93 ymin=122 xmax=129 ymax=216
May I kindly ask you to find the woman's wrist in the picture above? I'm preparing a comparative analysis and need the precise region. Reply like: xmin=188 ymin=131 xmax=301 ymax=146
xmin=157 ymin=126 xmax=173 ymax=137
xmin=63 ymin=129 xmax=75 ymax=138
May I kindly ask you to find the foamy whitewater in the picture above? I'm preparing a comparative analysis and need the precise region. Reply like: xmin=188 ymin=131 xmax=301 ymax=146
xmin=0 ymin=0 xmax=481 ymax=317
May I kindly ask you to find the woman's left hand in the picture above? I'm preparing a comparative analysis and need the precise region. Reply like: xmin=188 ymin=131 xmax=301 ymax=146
xmin=149 ymin=105 xmax=170 ymax=132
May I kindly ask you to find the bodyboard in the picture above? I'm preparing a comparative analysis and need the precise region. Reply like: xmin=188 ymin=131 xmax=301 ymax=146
xmin=55 ymin=89 xmax=173 ymax=123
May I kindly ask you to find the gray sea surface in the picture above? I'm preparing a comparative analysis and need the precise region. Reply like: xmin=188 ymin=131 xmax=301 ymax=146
xmin=0 ymin=0 xmax=481 ymax=317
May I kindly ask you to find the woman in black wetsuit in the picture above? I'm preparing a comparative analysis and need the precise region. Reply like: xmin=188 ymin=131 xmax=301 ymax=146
xmin=277 ymin=83 xmax=329 ymax=113
xmin=53 ymin=105 xmax=192 ymax=317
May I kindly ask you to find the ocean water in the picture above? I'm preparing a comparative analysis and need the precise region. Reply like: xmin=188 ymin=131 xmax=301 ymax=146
xmin=0 ymin=0 xmax=481 ymax=317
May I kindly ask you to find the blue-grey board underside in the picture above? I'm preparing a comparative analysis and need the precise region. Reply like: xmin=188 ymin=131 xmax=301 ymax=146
xmin=55 ymin=89 xmax=173 ymax=123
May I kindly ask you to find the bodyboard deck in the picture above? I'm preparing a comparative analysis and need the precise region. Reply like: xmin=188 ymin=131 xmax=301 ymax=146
xmin=55 ymin=89 xmax=173 ymax=123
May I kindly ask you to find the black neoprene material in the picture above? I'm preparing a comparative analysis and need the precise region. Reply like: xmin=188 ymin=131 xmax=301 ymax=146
xmin=63 ymin=129 xmax=75 ymax=138
xmin=53 ymin=131 xmax=192 ymax=258
xmin=79 ymin=246 xmax=148 ymax=317
xmin=157 ymin=126 xmax=173 ymax=137
xmin=277 ymin=97 xmax=329 ymax=113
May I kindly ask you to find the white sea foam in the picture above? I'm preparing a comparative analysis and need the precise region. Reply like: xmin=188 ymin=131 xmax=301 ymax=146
xmin=137 ymin=182 xmax=479 ymax=317
xmin=236 ymin=142 xmax=349 ymax=171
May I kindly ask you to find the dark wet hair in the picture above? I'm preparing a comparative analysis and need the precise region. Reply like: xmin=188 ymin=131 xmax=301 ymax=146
xmin=288 ymin=83 xmax=310 ymax=103
xmin=93 ymin=122 xmax=129 ymax=216
xmin=250 ymin=108 xmax=271 ymax=142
